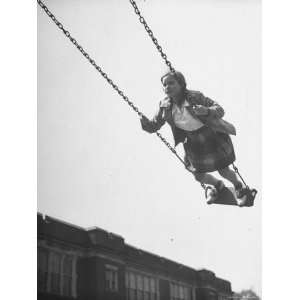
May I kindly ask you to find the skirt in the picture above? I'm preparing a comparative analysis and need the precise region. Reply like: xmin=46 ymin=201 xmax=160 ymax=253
xmin=183 ymin=126 xmax=236 ymax=173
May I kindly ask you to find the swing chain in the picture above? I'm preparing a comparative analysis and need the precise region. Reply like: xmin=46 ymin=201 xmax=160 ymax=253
xmin=37 ymin=0 xmax=145 ymax=119
xmin=129 ymin=0 xmax=175 ymax=73
xmin=38 ymin=0 xmax=202 ymax=188
xmin=156 ymin=131 xmax=206 ymax=190
xmin=232 ymin=163 xmax=249 ymax=190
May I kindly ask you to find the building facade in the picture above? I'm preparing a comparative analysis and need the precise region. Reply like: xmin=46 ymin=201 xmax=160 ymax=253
xmin=37 ymin=214 xmax=233 ymax=300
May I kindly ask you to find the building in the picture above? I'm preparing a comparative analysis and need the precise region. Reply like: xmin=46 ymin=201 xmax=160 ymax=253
xmin=37 ymin=213 xmax=233 ymax=300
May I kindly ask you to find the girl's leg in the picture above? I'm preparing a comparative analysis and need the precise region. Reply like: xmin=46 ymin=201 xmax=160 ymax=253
xmin=195 ymin=172 xmax=224 ymax=203
xmin=218 ymin=167 xmax=242 ymax=188
xmin=219 ymin=167 xmax=249 ymax=204
xmin=194 ymin=172 xmax=221 ymax=187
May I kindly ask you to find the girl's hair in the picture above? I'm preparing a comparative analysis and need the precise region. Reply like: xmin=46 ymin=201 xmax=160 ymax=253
xmin=160 ymin=71 xmax=187 ymax=91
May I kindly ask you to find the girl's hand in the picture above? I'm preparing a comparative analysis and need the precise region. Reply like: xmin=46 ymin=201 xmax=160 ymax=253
xmin=140 ymin=115 xmax=150 ymax=126
xmin=193 ymin=105 xmax=209 ymax=116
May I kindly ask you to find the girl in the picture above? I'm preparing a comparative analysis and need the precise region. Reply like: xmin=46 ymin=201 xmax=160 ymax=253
xmin=140 ymin=71 xmax=247 ymax=205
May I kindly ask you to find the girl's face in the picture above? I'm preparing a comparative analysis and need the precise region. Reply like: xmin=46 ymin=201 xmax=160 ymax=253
xmin=162 ymin=75 xmax=182 ymax=98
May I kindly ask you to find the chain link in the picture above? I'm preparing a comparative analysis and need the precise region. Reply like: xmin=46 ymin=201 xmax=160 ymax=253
xmin=129 ymin=0 xmax=175 ymax=73
xmin=37 ymin=0 xmax=205 ymax=188
xmin=156 ymin=131 xmax=206 ymax=190
xmin=38 ymin=0 xmax=146 ymax=119
xmin=232 ymin=163 xmax=249 ymax=190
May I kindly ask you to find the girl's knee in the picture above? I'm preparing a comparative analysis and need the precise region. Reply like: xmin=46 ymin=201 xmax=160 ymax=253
xmin=194 ymin=172 xmax=206 ymax=181
xmin=218 ymin=167 xmax=230 ymax=176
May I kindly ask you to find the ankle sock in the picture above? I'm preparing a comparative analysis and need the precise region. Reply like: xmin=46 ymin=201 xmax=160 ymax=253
xmin=234 ymin=182 xmax=243 ymax=191
xmin=215 ymin=180 xmax=224 ymax=192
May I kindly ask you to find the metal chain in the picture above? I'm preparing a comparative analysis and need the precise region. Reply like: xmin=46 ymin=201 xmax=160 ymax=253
xmin=129 ymin=0 xmax=175 ymax=73
xmin=37 ymin=0 xmax=144 ymax=119
xmin=155 ymin=131 xmax=206 ymax=190
xmin=37 ymin=0 xmax=206 ymax=188
xmin=232 ymin=163 xmax=249 ymax=190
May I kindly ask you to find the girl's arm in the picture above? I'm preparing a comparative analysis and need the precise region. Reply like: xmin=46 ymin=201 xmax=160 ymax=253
xmin=192 ymin=92 xmax=225 ymax=119
xmin=140 ymin=106 xmax=166 ymax=133
xmin=202 ymin=96 xmax=225 ymax=119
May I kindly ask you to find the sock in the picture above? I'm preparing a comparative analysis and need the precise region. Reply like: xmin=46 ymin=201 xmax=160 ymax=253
xmin=215 ymin=180 xmax=224 ymax=192
xmin=234 ymin=182 xmax=243 ymax=191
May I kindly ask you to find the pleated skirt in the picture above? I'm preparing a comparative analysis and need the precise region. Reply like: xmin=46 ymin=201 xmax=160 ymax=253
xmin=183 ymin=126 xmax=236 ymax=173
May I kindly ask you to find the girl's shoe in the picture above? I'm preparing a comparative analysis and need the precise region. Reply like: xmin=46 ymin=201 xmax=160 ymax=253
xmin=206 ymin=181 xmax=225 ymax=204
xmin=235 ymin=182 xmax=248 ymax=206
xmin=206 ymin=187 xmax=218 ymax=204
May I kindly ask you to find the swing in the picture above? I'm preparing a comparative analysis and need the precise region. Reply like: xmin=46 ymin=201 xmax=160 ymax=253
xmin=205 ymin=186 xmax=257 ymax=207
xmin=38 ymin=0 xmax=257 ymax=207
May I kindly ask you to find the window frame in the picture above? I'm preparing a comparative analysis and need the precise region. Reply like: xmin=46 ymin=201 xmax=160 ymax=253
xmin=170 ymin=281 xmax=192 ymax=300
xmin=125 ymin=270 xmax=160 ymax=300
xmin=105 ymin=264 xmax=119 ymax=292
xmin=37 ymin=247 xmax=76 ymax=298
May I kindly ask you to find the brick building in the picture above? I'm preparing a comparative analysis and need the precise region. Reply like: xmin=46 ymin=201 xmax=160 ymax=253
xmin=37 ymin=213 xmax=233 ymax=300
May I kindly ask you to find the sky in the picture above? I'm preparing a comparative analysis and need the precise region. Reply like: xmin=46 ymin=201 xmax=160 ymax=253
xmin=38 ymin=0 xmax=261 ymax=296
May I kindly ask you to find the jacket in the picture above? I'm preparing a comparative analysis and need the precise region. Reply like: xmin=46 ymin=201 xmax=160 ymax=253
xmin=141 ymin=90 xmax=236 ymax=146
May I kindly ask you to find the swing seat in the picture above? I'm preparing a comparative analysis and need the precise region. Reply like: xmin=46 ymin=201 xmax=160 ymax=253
xmin=207 ymin=187 xmax=257 ymax=207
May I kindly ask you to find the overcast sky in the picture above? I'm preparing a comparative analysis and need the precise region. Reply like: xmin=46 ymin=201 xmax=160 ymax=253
xmin=38 ymin=0 xmax=261 ymax=295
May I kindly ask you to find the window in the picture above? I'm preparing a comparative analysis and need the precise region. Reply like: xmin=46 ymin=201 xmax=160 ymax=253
xmin=150 ymin=278 xmax=156 ymax=300
xmin=105 ymin=265 xmax=118 ymax=292
xmin=62 ymin=256 xmax=73 ymax=296
xmin=125 ymin=271 xmax=159 ymax=300
xmin=143 ymin=277 xmax=150 ymax=300
xmin=170 ymin=282 xmax=191 ymax=300
xmin=37 ymin=248 xmax=48 ymax=292
xmin=50 ymin=252 xmax=61 ymax=294
xmin=37 ymin=247 xmax=76 ymax=298
xmin=130 ymin=272 xmax=137 ymax=299
xmin=137 ymin=275 xmax=143 ymax=300
xmin=125 ymin=272 xmax=130 ymax=299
